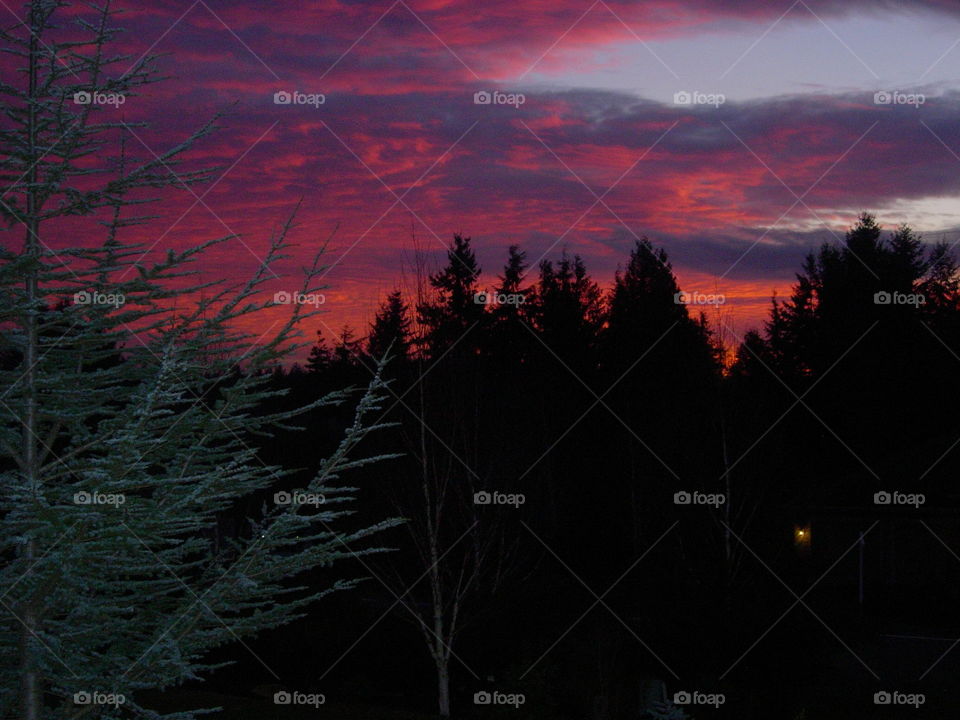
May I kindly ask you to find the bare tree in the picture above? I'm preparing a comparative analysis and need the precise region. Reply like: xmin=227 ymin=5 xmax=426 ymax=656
xmin=349 ymin=229 xmax=522 ymax=718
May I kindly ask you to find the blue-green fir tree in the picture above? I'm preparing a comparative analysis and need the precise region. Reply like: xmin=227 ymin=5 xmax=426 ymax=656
xmin=0 ymin=2 xmax=400 ymax=718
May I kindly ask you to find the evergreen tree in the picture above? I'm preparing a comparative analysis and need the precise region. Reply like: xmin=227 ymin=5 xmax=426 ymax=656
xmin=528 ymin=251 xmax=604 ymax=374
xmin=484 ymin=245 xmax=533 ymax=361
xmin=731 ymin=214 xmax=960 ymax=505
xmin=604 ymin=237 xmax=715 ymax=371
xmin=417 ymin=234 xmax=483 ymax=358
xmin=366 ymin=289 xmax=412 ymax=364
xmin=0 ymin=4 xmax=398 ymax=718
xmin=306 ymin=328 xmax=334 ymax=374
xmin=332 ymin=324 xmax=362 ymax=367
xmin=601 ymin=239 xmax=721 ymax=563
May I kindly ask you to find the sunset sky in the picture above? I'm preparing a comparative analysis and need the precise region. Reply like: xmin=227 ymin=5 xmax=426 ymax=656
xmin=36 ymin=0 xmax=960 ymax=342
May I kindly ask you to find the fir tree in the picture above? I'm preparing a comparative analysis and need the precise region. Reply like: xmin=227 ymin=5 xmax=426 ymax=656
xmin=604 ymin=237 xmax=701 ymax=367
xmin=332 ymin=324 xmax=362 ymax=368
xmin=417 ymin=234 xmax=483 ymax=358
xmin=366 ymin=289 xmax=412 ymax=364
xmin=529 ymin=251 xmax=604 ymax=374
xmin=485 ymin=245 xmax=533 ymax=360
xmin=731 ymin=214 xmax=960 ymax=507
xmin=306 ymin=329 xmax=334 ymax=374
xmin=0 ymin=4 xmax=399 ymax=718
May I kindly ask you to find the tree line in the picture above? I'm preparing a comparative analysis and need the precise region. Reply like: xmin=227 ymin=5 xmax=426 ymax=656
xmin=263 ymin=215 xmax=960 ymax=718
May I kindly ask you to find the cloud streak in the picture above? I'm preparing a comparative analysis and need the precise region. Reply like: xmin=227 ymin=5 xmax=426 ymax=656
xmin=6 ymin=0 xmax=960 ymax=340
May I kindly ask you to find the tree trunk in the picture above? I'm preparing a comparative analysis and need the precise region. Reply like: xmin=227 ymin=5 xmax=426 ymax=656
xmin=430 ymin=558 xmax=451 ymax=718
xmin=19 ymin=542 xmax=38 ymax=720
xmin=20 ymin=5 xmax=41 ymax=719
xmin=437 ymin=658 xmax=451 ymax=718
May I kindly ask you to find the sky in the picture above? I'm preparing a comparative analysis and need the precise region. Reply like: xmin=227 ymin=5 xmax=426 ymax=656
xmin=15 ymin=0 xmax=960 ymax=345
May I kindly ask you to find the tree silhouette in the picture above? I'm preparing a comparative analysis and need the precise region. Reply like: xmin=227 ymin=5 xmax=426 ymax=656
xmin=529 ymin=251 xmax=604 ymax=377
xmin=367 ymin=289 xmax=412 ymax=365
xmin=306 ymin=329 xmax=334 ymax=374
xmin=417 ymin=235 xmax=483 ymax=359
xmin=732 ymin=214 xmax=960 ymax=506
